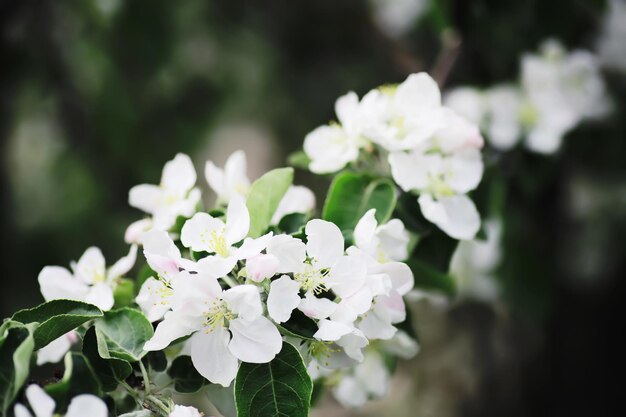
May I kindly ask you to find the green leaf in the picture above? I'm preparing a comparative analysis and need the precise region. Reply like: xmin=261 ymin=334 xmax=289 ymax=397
xmin=82 ymin=327 xmax=132 ymax=392
xmin=168 ymin=355 xmax=206 ymax=393
xmin=144 ymin=350 xmax=167 ymax=373
xmin=287 ymin=151 xmax=311 ymax=170
xmin=0 ymin=321 xmax=35 ymax=415
xmin=45 ymin=352 xmax=102 ymax=411
xmin=11 ymin=299 xmax=103 ymax=350
xmin=246 ymin=167 xmax=294 ymax=238
xmin=278 ymin=310 xmax=317 ymax=340
xmin=406 ymin=259 xmax=456 ymax=296
xmin=277 ymin=212 xmax=308 ymax=234
xmin=114 ymin=278 xmax=136 ymax=308
xmin=235 ymin=342 xmax=313 ymax=417
xmin=95 ymin=308 xmax=154 ymax=362
xmin=322 ymin=172 xmax=397 ymax=233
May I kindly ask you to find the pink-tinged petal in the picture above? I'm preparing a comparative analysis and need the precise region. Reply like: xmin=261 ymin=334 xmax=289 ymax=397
xmin=190 ymin=326 xmax=239 ymax=387
xmin=228 ymin=317 xmax=282 ymax=363
xmin=267 ymin=276 xmax=301 ymax=323
xmin=246 ymin=253 xmax=279 ymax=282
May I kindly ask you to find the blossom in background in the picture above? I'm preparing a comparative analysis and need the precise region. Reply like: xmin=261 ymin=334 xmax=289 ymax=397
xmin=369 ymin=0 xmax=428 ymax=39
xmin=449 ymin=219 xmax=502 ymax=302
xmin=127 ymin=153 xmax=201 ymax=242
xmin=144 ymin=273 xmax=282 ymax=387
xmin=598 ymin=0 xmax=626 ymax=71
xmin=36 ymin=331 xmax=78 ymax=365
xmin=38 ymin=244 xmax=137 ymax=311
xmin=445 ymin=40 xmax=610 ymax=154
xmin=205 ymin=150 xmax=315 ymax=222
xmin=14 ymin=384 xmax=107 ymax=417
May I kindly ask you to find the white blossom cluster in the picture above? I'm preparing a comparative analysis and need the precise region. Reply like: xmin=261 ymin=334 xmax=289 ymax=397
xmin=445 ymin=40 xmax=610 ymax=155
xmin=303 ymin=72 xmax=485 ymax=240
xmin=35 ymin=150 xmax=419 ymax=404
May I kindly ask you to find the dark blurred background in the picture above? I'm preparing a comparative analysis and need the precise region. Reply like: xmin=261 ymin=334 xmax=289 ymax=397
xmin=1 ymin=1 xmax=624 ymax=416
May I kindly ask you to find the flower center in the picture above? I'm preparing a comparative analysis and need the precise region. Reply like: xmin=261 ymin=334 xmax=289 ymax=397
xmin=295 ymin=264 xmax=328 ymax=294
xmin=201 ymin=229 xmax=229 ymax=257
xmin=203 ymin=299 xmax=234 ymax=331
xmin=308 ymin=341 xmax=339 ymax=367
xmin=428 ymin=175 xmax=454 ymax=198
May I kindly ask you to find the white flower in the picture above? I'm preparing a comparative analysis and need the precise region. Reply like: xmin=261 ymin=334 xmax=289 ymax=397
xmin=449 ymin=219 xmax=502 ymax=301
xmin=169 ymin=404 xmax=203 ymax=417
xmin=270 ymin=185 xmax=316 ymax=224
xmin=136 ymin=276 xmax=173 ymax=322
xmin=353 ymin=209 xmax=410 ymax=262
xmin=14 ymin=385 xmax=107 ymax=417
xmin=266 ymin=220 xmax=369 ymax=323
xmin=143 ymin=274 xmax=282 ymax=387
xmin=521 ymin=40 xmax=610 ymax=154
xmin=128 ymin=153 xmax=201 ymax=230
xmin=38 ymin=244 xmax=137 ymax=311
xmin=331 ymin=350 xmax=390 ymax=408
xmin=36 ymin=331 xmax=78 ymax=365
xmin=304 ymin=91 xmax=382 ymax=173
xmin=368 ymin=73 xmax=446 ymax=152
xmin=124 ymin=218 xmax=153 ymax=245
xmin=388 ymin=115 xmax=483 ymax=241
xmin=598 ymin=0 xmax=626 ymax=71
xmin=205 ymin=150 xmax=250 ymax=204
xmin=181 ymin=195 xmax=271 ymax=278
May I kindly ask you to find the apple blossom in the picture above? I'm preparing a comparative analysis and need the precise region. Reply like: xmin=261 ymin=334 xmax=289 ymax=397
xmin=38 ymin=244 xmax=137 ymax=311
xmin=205 ymin=149 xmax=250 ymax=203
xmin=36 ymin=331 xmax=78 ymax=365
xmin=14 ymin=385 xmax=107 ymax=417
xmin=128 ymin=153 xmax=201 ymax=232
xmin=169 ymin=405 xmax=204 ymax=417
xmin=143 ymin=272 xmax=282 ymax=386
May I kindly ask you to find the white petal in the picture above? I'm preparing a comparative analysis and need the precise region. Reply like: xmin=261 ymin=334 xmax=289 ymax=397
xmin=13 ymin=404 xmax=33 ymax=417
xmin=169 ymin=405 xmax=204 ymax=417
xmin=194 ymin=255 xmax=238 ymax=279
xmin=124 ymin=218 xmax=153 ymax=244
xmin=205 ymin=160 xmax=226 ymax=199
xmin=161 ymin=153 xmax=196 ymax=192
xmin=444 ymin=149 xmax=483 ymax=194
xmin=313 ymin=319 xmax=353 ymax=342
xmin=369 ymin=261 xmax=414 ymax=295
xmin=38 ymin=266 xmax=88 ymax=302
xmin=305 ymin=219 xmax=344 ymax=268
xmin=380 ymin=330 xmax=420 ymax=359
xmin=190 ymin=327 xmax=239 ymax=387
xmin=84 ymin=283 xmax=114 ymax=311
xmin=335 ymin=91 xmax=360 ymax=127
xmin=358 ymin=312 xmax=397 ymax=340
xmin=298 ymin=292 xmax=337 ymax=320
xmin=271 ymin=185 xmax=316 ymax=224
xmin=326 ymin=255 xmax=367 ymax=298
xmin=388 ymin=150 xmax=434 ymax=192
xmin=129 ymin=184 xmax=162 ymax=214
xmin=525 ymin=125 xmax=565 ymax=154
xmin=224 ymin=150 xmax=251 ymax=199
xmin=225 ymin=195 xmax=250 ymax=245
xmin=73 ymin=247 xmax=106 ymax=285
xmin=336 ymin=329 xmax=368 ymax=362
xmin=228 ymin=317 xmax=282 ymax=363
xmin=267 ymin=276 xmax=301 ymax=323
xmin=222 ymin=285 xmax=263 ymax=322
xmin=136 ymin=277 xmax=171 ymax=322
xmin=353 ymin=209 xmax=378 ymax=252
xmin=107 ymin=244 xmax=137 ymax=280
xmin=246 ymin=254 xmax=279 ymax=282
xmin=144 ymin=310 xmax=199 ymax=351
xmin=395 ymin=72 xmax=441 ymax=111
xmin=36 ymin=333 xmax=72 ymax=365
xmin=418 ymin=194 xmax=481 ymax=240
xmin=376 ymin=219 xmax=410 ymax=262
xmin=304 ymin=125 xmax=359 ymax=174
xmin=25 ymin=385 xmax=55 ymax=417
xmin=180 ymin=212 xmax=226 ymax=253
xmin=333 ymin=376 xmax=367 ymax=408
xmin=235 ymin=232 xmax=273 ymax=260
xmin=65 ymin=395 xmax=108 ymax=417
xmin=266 ymin=234 xmax=307 ymax=274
